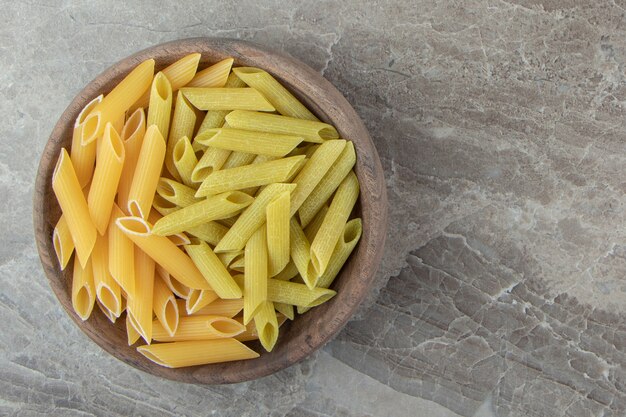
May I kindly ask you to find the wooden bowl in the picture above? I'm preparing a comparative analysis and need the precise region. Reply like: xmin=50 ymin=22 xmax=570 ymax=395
xmin=33 ymin=38 xmax=388 ymax=384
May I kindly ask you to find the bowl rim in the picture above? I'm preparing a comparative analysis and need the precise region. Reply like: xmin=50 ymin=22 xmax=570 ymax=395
xmin=33 ymin=37 xmax=388 ymax=384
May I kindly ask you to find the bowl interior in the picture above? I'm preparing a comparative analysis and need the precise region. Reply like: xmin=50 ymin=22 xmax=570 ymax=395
xmin=34 ymin=38 xmax=387 ymax=384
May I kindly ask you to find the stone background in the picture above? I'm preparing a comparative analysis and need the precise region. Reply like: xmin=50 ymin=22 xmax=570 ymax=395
xmin=1 ymin=0 xmax=625 ymax=416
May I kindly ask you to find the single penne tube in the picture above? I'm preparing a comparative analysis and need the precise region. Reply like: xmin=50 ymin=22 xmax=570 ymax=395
xmin=181 ymin=87 xmax=275 ymax=112
xmin=190 ymin=147 xmax=232 ymax=184
xmin=116 ymin=216 xmax=211 ymax=290
xmin=273 ymin=261 xmax=299 ymax=281
xmin=147 ymin=72 xmax=173 ymax=143
xmin=195 ymin=155 xmax=306 ymax=197
xmin=214 ymin=183 xmax=296 ymax=253
xmin=133 ymin=53 xmax=201 ymax=110
xmin=97 ymin=299 xmax=118 ymax=323
xmin=108 ymin=205 xmax=135 ymax=297
xmin=266 ymin=191 xmax=290 ymax=277
xmin=127 ymin=125 xmax=166 ymax=218
xmin=87 ymin=123 xmax=125 ymax=234
xmin=243 ymin=225 xmax=268 ymax=325
xmin=70 ymin=94 xmax=103 ymax=187
xmin=178 ymin=298 xmax=243 ymax=318
xmin=185 ymin=289 xmax=219 ymax=314
xmin=137 ymin=338 xmax=259 ymax=368
xmin=157 ymin=178 xmax=200 ymax=207
xmin=304 ymin=204 xmax=329 ymax=242
xmin=117 ymin=108 xmax=146 ymax=213
xmin=216 ymin=250 xmax=243 ymax=269
xmin=152 ymin=194 xmax=179 ymax=216
xmin=172 ymin=136 xmax=198 ymax=187
xmin=152 ymin=315 xmax=245 ymax=342
xmin=233 ymin=67 xmax=318 ymax=121
xmin=239 ymin=154 xmax=280 ymax=196
xmin=289 ymin=139 xmax=346 ymax=215
xmin=267 ymin=278 xmax=336 ymax=307
xmin=53 ymin=215 xmax=74 ymax=270
xmin=299 ymin=141 xmax=356 ymax=227
xmin=92 ymin=234 xmax=122 ymax=317
xmin=274 ymin=302 xmax=294 ymax=320
xmin=195 ymin=128 xmax=304 ymax=157
xmin=187 ymin=58 xmax=234 ymax=88
xmin=186 ymin=222 xmax=229 ymax=246
xmin=81 ymin=59 xmax=154 ymax=146
xmin=126 ymin=313 xmax=141 ymax=345
xmin=52 ymin=149 xmax=97 ymax=267
xmin=290 ymin=218 xmax=318 ymax=289
xmin=299 ymin=218 xmax=362 ymax=315
xmin=157 ymin=264 xmax=191 ymax=299
xmin=151 ymin=191 xmax=253 ymax=236
xmin=221 ymin=151 xmax=256 ymax=170
xmin=185 ymin=241 xmax=243 ymax=299
xmin=71 ymin=256 xmax=96 ymax=321
xmin=310 ymin=171 xmax=359 ymax=276
xmin=253 ymin=301 xmax=279 ymax=352
xmin=235 ymin=314 xmax=287 ymax=342
xmin=225 ymin=110 xmax=338 ymax=143
xmin=127 ymin=247 xmax=155 ymax=343
xmin=153 ymin=275 xmax=179 ymax=337
xmin=166 ymin=91 xmax=197 ymax=179
xmin=194 ymin=72 xmax=246 ymax=135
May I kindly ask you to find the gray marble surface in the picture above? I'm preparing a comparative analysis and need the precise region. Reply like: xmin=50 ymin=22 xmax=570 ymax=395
xmin=1 ymin=0 xmax=625 ymax=416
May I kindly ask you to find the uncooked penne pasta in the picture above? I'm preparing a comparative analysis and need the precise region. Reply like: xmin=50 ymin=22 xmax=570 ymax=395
xmin=172 ymin=136 xmax=197 ymax=187
xmin=146 ymin=210 xmax=191 ymax=248
xmin=92 ymin=234 xmax=122 ymax=317
xmin=195 ymin=155 xmax=306 ymax=197
xmin=310 ymin=171 xmax=359 ymax=276
xmin=215 ymin=183 xmax=296 ymax=253
xmin=153 ymin=275 xmax=179 ymax=337
xmin=190 ymin=147 xmax=232 ymax=184
xmin=186 ymin=222 xmax=229 ymax=246
xmin=267 ymin=279 xmax=336 ymax=308
xmin=274 ymin=302 xmax=294 ymax=320
xmin=181 ymin=88 xmax=275 ymax=111
xmin=166 ymin=91 xmax=197 ymax=180
xmin=304 ymin=204 xmax=329 ymax=242
xmin=156 ymin=178 xmax=200 ymax=207
xmin=116 ymin=216 xmax=211 ymax=290
xmin=299 ymin=141 xmax=356 ymax=227
xmin=108 ymin=205 xmax=135 ymax=298
xmin=243 ymin=225 xmax=268 ymax=325
xmin=217 ymin=250 xmax=243 ymax=269
xmin=221 ymin=151 xmax=256 ymax=170
xmin=53 ymin=215 xmax=74 ymax=270
xmin=290 ymin=218 xmax=318 ymax=289
xmin=185 ymin=240 xmax=242 ymax=299
xmin=195 ymin=128 xmax=303 ymax=157
xmin=70 ymin=94 xmax=102 ymax=187
xmin=186 ymin=58 xmax=234 ymax=88
xmin=81 ymin=59 xmax=154 ymax=146
xmin=97 ymin=299 xmax=118 ymax=324
xmin=185 ymin=289 xmax=219 ymax=314
xmin=151 ymin=191 xmax=253 ymax=236
xmin=52 ymin=149 xmax=97 ymax=267
xmin=235 ymin=314 xmax=287 ymax=342
xmin=127 ymin=125 xmax=166 ymax=218
xmin=137 ymin=338 xmax=259 ymax=368
xmin=229 ymin=256 xmax=245 ymax=273
xmin=126 ymin=313 xmax=141 ymax=346
xmin=233 ymin=67 xmax=318 ymax=121
xmin=117 ymin=108 xmax=146 ymax=214
xmin=177 ymin=298 xmax=243 ymax=318
xmin=266 ymin=191 xmax=290 ymax=277
xmin=71 ymin=257 xmax=95 ymax=321
xmin=225 ymin=110 xmax=338 ymax=143
xmin=273 ymin=261 xmax=299 ymax=281
xmin=152 ymin=315 xmax=245 ymax=342
xmin=157 ymin=265 xmax=191 ymax=299
xmin=253 ymin=301 xmax=279 ymax=352
xmin=195 ymin=72 xmax=246 ymax=134
xmin=152 ymin=194 xmax=179 ymax=216
xmin=127 ymin=247 xmax=155 ymax=343
xmin=147 ymin=72 xmax=173 ymax=143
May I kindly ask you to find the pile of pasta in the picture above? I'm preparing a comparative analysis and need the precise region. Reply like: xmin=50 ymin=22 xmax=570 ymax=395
xmin=51 ymin=53 xmax=362 ymax=368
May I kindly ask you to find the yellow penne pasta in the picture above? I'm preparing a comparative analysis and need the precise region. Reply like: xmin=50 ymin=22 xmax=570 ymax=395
xmin=290 ymin=218 xmax=318 ymax=289
xmin=289 ymin=139 xmax=347 ymax=216
xmin=299 ymin=141 xmax=356 ymax=227
xmin=190 ymin=147 xmax=232 ymax=184
xmin=186 ymin=222 xmax=229 ymax=246
xmin=185 ymin=289 xmax=219 ymax=315
xmin=108 ymin=205 xmax=135 ymax=297
xmin=233 ymin=67 xmax=318 ymax=121
xmin=273 ymin=261 xmax=299 ymax=281
xmin=253 ymin=301 xmax=279 ymax=352
xmin=153 ymin=275 xmax=179 ymax=337
xmin=274 ymin=302 xmax=294 ymax=320
xmin=137 ymin=338 xmax=259 ymax=368
xmin=117 ymin=108 xmax=146 ymax=214
xmin=71 ymin=256 xmax=96 ymax=321
xmin=157 ymin=265 xmax=190 ymax=299
xmin=152 ymin=315 xmax=245 ymax=342
xmin=147 ymin=72 xmax=173 ymax=143
xmin=181 ymin=87 xmax=275 ymax=112
xmin=116 ymin=216 xmax=211 ymax=290
xmin=172 ymin=136 xmax=197 ymax=187
xmin=127 ymin=125 xmax=166 ymax=218
xmin=70 ymin=94 xmax=103 ymax=187
xmin=52 ymin=149 xmax=97 ymax=267
xmin=126 ymin=313 xmax=141 ymax=345
xmin=152 ymin=191 xmax=253 ymax=236
xmin=53 ymin=215 xmax=74 ymax=270
xmin=81 ymin=59 xmax=154 ymax=146
xmin=217 ymin=250 xmax=243 ymax=269
xmin=195 ymin=155 xmax=305 ymax=197
xmin=185 ymin=240 xmax=242 ymax=299
xmin=243 ymin=225 xmax=268 ymax=325
xmin=310 ymin=171 xmax=359 ymax=276
xmin=239 ymin=154 xmax=280 ymax=196
xmin=168 ymin=233 xmax=191 ymax=246
xmin=266 ymin=191 xmax=290 ymax=277
xmin=304 ymin=204 xmax=329 ymax=242
xmin=166 ymin=91 xmax=197 ymax=179
xmin=267 ymin=278 xmax=336 ymax=307
xmin=235 ymin=314 xmax=287 ymax=342
xmin=187 ymin=58 xmax=234 ymax=88
xmin=195 ymin=128 xmax=303 ymax=157
xmin=221 ymin=151 xmax=256 ymax=170
xmin=229 ymin=256 xmax=246 ymax=273
xmin=92 ymin=234 xmax=122 ymax=317
xmin=156 ymin=178 xmax=200 ymax=207
xmin=178 ymin=298 xmax=243 ymax=318
xmin=97 ymin=299 xmax=118 ymax=323
xmin=195 ymin=72 xmax=246 ymax=134
xmin=127 ymin=247 xmax=155 ymax=343
xmin=152 ymin=194 xmax=179 ymax=216
xmin=225 ymin=110 xmax=338 ymax=143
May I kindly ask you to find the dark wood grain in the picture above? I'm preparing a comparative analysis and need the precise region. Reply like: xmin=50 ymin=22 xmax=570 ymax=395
xmin=33 ymin=38 xmax=388 ymax=384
